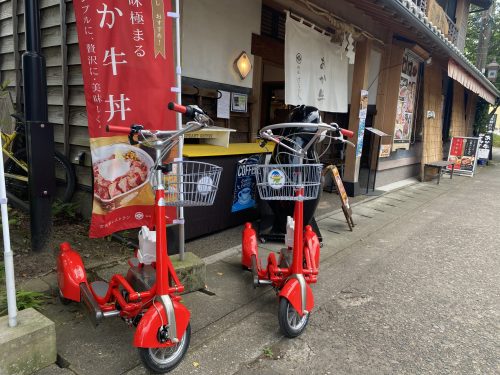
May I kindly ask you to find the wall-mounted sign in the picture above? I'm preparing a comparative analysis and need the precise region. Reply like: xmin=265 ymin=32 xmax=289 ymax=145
xmin=231 ymin=156 xmax=259 ymax=212
xmin=379 ymin=144 xmax=391 ymax=158
xmin=74 ymin=0 xmax=177 ymax=238
xmin=446 ymin=136 xmax=480 ymax=176
xmin=231 ymin=93 xmax=248 ymax=112
xmin=393 ymin=51 xmax=420 ymax=151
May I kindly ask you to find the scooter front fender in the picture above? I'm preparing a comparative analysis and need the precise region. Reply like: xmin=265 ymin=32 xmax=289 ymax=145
xmin=57 ymin=242 xmax=88 ymax=302
xmin=279 ymin=278 xmax=314 ymax=316
xmin=242 ymin=223 xmax=258 ymax=269
xmin=134 ymin=300 xmax=190 ymax=348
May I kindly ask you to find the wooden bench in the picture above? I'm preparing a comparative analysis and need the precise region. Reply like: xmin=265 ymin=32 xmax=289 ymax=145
xmin=424 ymin=161 xmax=455 ymax=184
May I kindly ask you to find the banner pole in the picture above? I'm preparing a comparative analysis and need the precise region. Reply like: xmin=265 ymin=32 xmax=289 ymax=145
xmin=0 ymin=136 xmax=17 ymax=327
xmin=173 ymin=0 xmax=185 ymax=261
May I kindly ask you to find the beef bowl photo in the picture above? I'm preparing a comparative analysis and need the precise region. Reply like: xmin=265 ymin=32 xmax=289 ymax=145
xmin=92 ymin=144 xmax=154 ymax=211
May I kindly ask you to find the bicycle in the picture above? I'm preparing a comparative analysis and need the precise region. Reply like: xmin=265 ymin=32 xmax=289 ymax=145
xmin=1 ymin=113 xmax=76 ymax=207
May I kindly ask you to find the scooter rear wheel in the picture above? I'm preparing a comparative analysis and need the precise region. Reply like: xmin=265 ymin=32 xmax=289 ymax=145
xmin=278 ymin=298 xmax=309 ymax=338
xmin=138 ymin=323 xmax=191 ymax=374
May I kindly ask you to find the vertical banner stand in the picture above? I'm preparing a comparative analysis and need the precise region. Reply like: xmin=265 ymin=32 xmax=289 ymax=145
xmin=0 ymin=137 xmax=17 ymax=327
xmin=168 ymin=1 xmax=185 ymax=260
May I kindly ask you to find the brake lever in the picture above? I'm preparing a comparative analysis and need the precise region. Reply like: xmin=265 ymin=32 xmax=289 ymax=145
xmin=128 ymin=124 xmax=144 ymax=145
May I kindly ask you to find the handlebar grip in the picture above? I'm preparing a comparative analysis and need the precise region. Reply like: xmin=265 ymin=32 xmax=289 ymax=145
xmin=168 ymin=102 xmax=188 ymax=114
xmin=106 ymin=125 xmax=132 ymax=134
xmin=340 ymin=128 xmax=354 ymax=138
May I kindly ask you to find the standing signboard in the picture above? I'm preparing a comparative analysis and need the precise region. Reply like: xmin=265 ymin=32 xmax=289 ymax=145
xmin=446 ymin=136 xmax=480 ymax=176
xmin=478 ymin=114 xmax=496 ymax=160
xmin=231 ymin=156 xmax=259 ymax=213
xmin=393 ymin=51 xmax=420 ymax=150
xmin=73 ymin=1 xmax=177 ymax=237
xmin=323 ymin=165 xmax=354 ymax=231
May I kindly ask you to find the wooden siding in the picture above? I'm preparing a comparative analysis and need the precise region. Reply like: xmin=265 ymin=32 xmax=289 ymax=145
xmin=0 ymin=1 xmax=97 ymax=188
xmin=450 ymin=81 xmax=468 ymax=138
xmin=421 ymin=63 xmax=444 ymax=177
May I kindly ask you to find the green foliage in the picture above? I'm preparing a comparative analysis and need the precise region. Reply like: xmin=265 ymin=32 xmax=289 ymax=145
xmin=464 ymin=4 xmax=500 ymax=91
xmin=494 ymin=133 xmax=500 ymax=147
xmin=52 ymin=200 xmax=79 ymax=220
xmin=263 ymin=347 xmax=274 ymax=358
xmin=0 ymin=262 xmax=49 ymax=316
xmin=0 ymin=290 xmax=49 ymax=316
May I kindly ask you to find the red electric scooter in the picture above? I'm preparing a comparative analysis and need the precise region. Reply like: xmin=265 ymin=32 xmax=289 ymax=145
xmin=242 ymin=121 xmax=354 ymax=337
xmin=57 ymin=103 xmax=221 ymax=373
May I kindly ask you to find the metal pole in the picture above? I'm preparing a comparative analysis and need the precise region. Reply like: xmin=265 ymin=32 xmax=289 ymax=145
xmin=23 ymin=0 xmax=54 ymax=252
xmin=173 ymin=0 xmax=185 ymax=261
xmin=0 ymin=136 xmax=17 ymax=327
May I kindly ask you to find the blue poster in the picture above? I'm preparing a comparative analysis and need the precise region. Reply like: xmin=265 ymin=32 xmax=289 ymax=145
xmin=231 ymin=156 xmax=259 ymax=212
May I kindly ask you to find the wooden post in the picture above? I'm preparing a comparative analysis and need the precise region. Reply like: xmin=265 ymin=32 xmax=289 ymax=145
xmin=60 ymin=0 xmax=70 ymax=157
xmin=343 ymin=38 xmax=371 ymax=196
xmin=373 ymin=41 xmax=404 ymax=136
xmin=249 ymin=55 xmax=262 ymax=142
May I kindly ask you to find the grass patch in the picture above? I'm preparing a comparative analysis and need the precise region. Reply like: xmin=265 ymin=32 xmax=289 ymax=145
xmin=493 ymin=134 xmax=500 ymax=148
xmin=0 ymin=261 xmax=49 ymax=316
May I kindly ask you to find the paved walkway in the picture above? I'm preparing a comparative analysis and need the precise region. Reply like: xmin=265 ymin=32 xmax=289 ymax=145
xmin=33 ymin=153 xmax=498 ymax=374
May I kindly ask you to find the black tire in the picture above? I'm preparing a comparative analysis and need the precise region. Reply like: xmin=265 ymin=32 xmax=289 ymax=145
xmin=4 ymin=148 xmax=76 ymax=205
xmin=278 ymin=298 xmax=310 ymax=338
xmin=138 ymin=323 xmax=191 ymax=374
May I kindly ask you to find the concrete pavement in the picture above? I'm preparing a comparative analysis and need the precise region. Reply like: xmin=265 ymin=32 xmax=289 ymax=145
xmin=33 ymin=152 xmax=499 ymax=374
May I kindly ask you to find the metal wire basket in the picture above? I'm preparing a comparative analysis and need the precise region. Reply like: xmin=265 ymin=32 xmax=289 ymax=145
xmin=162 ymin=161 xmax=222 ymax=207
xmin=255 ymin=164 xmax=323 ymax=201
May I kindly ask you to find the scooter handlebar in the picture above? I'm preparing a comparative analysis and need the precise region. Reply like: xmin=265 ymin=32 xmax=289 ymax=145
xmin=106 ymin=125 xmax=132 ymax=134
xmin=168 ymin=102 xmax=188 ymax=114
xmin=340 ymin=128 xmax=354 ymax=138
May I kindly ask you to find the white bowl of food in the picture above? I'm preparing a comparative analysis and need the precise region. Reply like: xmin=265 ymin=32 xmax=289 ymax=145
xmin=92 ymin=144 xmax=155 ymax=211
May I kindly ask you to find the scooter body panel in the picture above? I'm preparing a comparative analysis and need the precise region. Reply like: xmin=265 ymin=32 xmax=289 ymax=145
xmin=242 ymin=223 xmax=258 ymax=269
xmin=134 ymin=300 xmax=191 ymax=348
xmin=57 ymin=242 xmax=88 ymax=302
xmin=304 ymin=225 xmax=321 ymax=268
xmin=279 ymin=278 xmax=314 ymax=316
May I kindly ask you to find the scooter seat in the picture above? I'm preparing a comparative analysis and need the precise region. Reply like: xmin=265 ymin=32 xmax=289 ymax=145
xmin=91 ymin=280 xmax=109 ymax=298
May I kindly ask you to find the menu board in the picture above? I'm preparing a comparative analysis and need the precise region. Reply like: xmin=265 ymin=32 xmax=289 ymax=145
xmin=446 ymin=137 xmax=480 ymax=176
xmin=478 ymin=114 xmax=496 ymax=160
xmin=393 ymin=51 xmax=420 ymax=150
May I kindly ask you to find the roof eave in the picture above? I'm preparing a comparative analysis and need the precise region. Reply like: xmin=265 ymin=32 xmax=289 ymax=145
xmin=385 ymin=0 xmax=499 ymax=99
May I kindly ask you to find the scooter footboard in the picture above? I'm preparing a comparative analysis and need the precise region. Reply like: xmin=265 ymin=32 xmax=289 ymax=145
xmin=134 ymin=300 xmax=190 ymax=348
xmin=57 ymin=242 xmax=88 ymax=302
xmin=279 ymin=278 xmax=314 ymax=316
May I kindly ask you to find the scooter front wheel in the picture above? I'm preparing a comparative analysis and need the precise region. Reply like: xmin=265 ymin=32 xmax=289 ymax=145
xmin=138 ymin=323 xmax=191 ymax=374
xmin=278 ymin=298 xmax=309 ymax=338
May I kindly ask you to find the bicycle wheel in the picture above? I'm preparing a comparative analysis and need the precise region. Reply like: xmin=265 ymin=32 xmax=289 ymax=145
xmin=4 ymin=148 xmax=76 ymax=204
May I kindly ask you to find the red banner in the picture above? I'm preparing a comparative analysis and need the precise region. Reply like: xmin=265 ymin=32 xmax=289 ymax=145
xmin=74 ymin=0 xmax=177 ymax=237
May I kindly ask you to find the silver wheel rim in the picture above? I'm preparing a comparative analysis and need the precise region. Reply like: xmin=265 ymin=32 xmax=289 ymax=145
xmin=286 ymin=302 xmax=308 ymax=331
xmin=148 ymin=328 xmax=188 ymax=366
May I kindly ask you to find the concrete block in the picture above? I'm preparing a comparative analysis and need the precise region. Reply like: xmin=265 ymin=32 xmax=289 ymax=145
xmin=0 ymin=308 xmax=56 ymax=375
xmin=95 ymin=253 xmax=206 ymax=293
xmin=170 ymin=252 xmax=206 ymax=293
